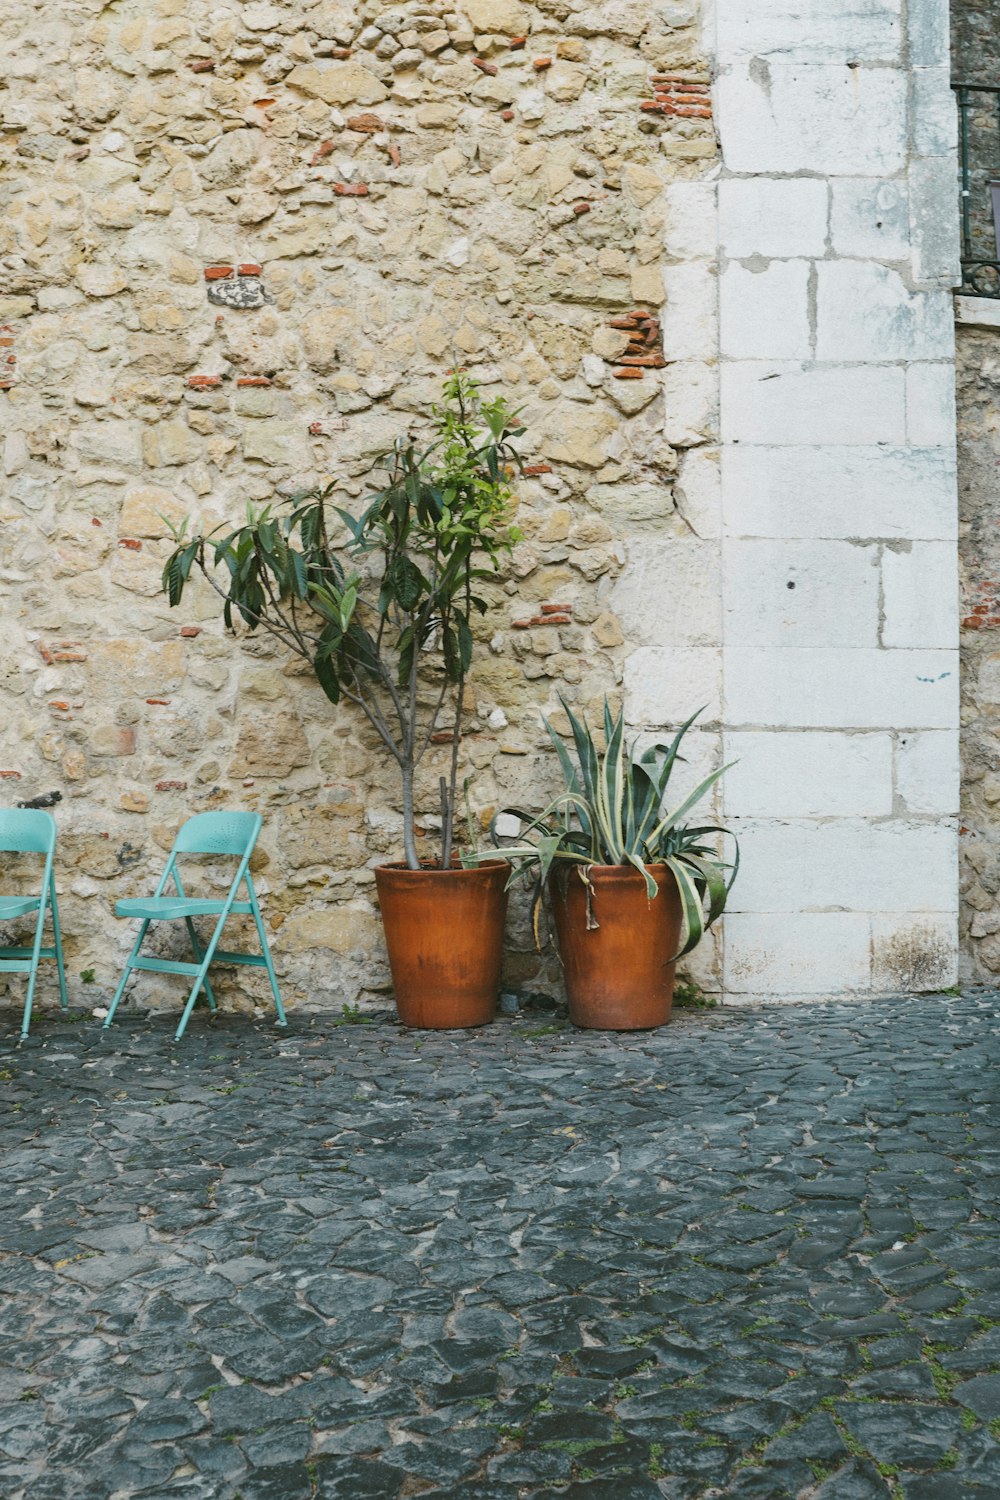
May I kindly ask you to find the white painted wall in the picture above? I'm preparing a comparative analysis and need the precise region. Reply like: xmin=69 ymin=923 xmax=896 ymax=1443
xmin=636 ymin=0 xmax=962 ymax=1000
xmin=717 ymin=0 xmax=961 ymax=999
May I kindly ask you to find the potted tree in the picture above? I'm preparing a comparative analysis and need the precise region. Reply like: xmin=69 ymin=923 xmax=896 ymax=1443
xmin=161 ymin=373 xmax=525 ymax=1028
xmin=489 ymin=699 xmax=738 ymax=1030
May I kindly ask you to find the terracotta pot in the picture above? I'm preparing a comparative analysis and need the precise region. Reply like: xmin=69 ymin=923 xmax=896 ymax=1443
xmin=549 ymin=863 xmax=682 ymax=1030
xmin=375 ymin=858 xmax=509 ymax=1028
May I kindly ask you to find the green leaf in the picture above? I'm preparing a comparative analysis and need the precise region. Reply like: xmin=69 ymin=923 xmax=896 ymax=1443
xmin=441 ymin=624 xmax=459 ymax=681
xmin=313 ymin=647 xmax=341 ymax=705
xmin=600 ymin=705 xmax=626 ymax=863
xmin=679 ymin=851 xmax=730 ymax=928
xmin=397 ymin=625 xmax=415 ymax=689
xmin=543 ymin=719 xmax=584 ymax=800
xmin=343 ymin=622 xmax=379 ymax=677
xmin=630 ymin=759 xmax=660 ymax=845
xmin=388 ymin=554 xmax=425 ymax=611
xmin=624 ymin=849 xmax=658 ymax=900
xmin=646 ymin=707 xmax=705 ymax=803
xmin=164 ymin=543 xmax=197 ymax=608
xmin=457 ymin=614 xmax=473 ymax=674
xmin=333 ymin=505 xmax=364 ymax=542
xmin=289 ymin=548 xmax=308 ymax=598
xmin=665 ymin=856 xmax=706 ymax=958
xmin=162 ymin=550 xmax=184 ymax=607
xmin=559 ymin=697 xmax=601 ymax=807
xmin=647 ymin=763 xmax=734 ymax=849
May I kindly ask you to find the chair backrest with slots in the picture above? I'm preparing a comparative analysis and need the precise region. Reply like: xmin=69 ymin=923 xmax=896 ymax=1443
xmin=172 ymin=811 xmax=262 ymax=859
xmin=0 ymin=809 xmax=56 ymax=857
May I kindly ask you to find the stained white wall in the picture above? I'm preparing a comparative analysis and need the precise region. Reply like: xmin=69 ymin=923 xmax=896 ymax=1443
xmin=713 ymin=0 xmax=961 ymax=999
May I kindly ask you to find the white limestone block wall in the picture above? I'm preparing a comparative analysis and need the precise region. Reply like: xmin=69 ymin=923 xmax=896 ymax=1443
xmin=711 ymin=0 xmax=959 ymax=998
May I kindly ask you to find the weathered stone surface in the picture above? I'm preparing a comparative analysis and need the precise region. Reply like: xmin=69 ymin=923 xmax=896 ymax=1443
xmin=241 ymin=421 xmax=312 ymax=468
xmin=542 ymin=404 xmax=620 ymax=469
xmin=86 ymin=640 xmax=186 ymax=697
xmin=72 ymin=421 xmax=143 ymax=467
xmin=281 ymin=905 xmax=382 ymax=956
xmin=0 ymin=0 xmax=715 ymax=1011
xmin=301 ymin=308 xmax=354 ymax=372
xmin=142 ymin=422 xmax=202 ymax=469
xmin=200 ymin=131 xmax=264 ymax=189
xmin=460 ymin=0 xmax=529 ymax=34
xmin=957 ymin=326 xmax=1000 ymax=980
xmin=0 ymin=995 xmax=996 ymax=1497
xmin=229 ymin=713 xmax=310 ymax=777
xmin=75 ymin=264 xmax=128 ymax=298
xmin=286 ymin=62 xmax=389 ymax=106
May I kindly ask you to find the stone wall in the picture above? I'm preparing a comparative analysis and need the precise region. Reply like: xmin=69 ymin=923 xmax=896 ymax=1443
xmin=952 ymin=0 xmax=1000 ymax=980
xmin=952 ymin=0 xmax=1000 ymax=79
xmin=0 ymin=0 xmax=719 ymax=1016
xmin=956 ymin=322 xmax=1000 ymax=977
xmin=951 ymin=0 xmax=1000 ymax=276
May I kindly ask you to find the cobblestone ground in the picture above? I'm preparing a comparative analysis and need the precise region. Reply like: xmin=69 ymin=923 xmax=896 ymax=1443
xmin=1 ymin=993 xmax=999 ymax=1500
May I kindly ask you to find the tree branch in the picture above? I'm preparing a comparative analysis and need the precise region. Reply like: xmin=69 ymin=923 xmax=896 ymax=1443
xmin=196 ymin=556 xmax=316 ymax=661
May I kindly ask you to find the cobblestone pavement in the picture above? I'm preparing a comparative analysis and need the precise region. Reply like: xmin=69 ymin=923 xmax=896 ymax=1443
xmin=2 ymin=992 xmax=999 ymax=1500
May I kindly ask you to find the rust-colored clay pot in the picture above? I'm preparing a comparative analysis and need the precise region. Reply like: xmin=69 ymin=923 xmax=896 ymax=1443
xmin=549 ymin=863 xmax=682 ymax=1030
xmin=374 ymin=858 xmax=509 ymax=1028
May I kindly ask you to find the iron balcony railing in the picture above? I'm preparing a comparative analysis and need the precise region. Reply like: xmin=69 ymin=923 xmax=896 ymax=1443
xmin=955 ymin=82 xmax=1000 ymax=298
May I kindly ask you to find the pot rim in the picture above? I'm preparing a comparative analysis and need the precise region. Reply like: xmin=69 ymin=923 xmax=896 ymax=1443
xmin=376 ymin=856 xmax=510 ymax=875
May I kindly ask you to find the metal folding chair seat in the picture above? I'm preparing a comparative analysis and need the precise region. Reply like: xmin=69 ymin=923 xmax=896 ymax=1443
xmin=0 ymin=810 xmax=68 ymax=1040
xmin=103 ymin=810 xmax=287 ymax=1042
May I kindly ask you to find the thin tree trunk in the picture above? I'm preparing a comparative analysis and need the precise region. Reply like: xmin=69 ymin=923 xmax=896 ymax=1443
xmin=441 ymin=669 xmax=465 ymax=869
xmin=402 ymin=762 xmax=419 ymax=869
xmin=439 ymin=776 xmax=450 ymax=868
xmin=401 ymin=608 xmax=421 ymax=870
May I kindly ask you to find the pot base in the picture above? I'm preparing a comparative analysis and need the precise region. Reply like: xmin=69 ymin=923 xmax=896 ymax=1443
xmin=375 ymin=859 xmax=509 ymax=1029
xmin=549 ymin=864 xmax=682 ymax=1030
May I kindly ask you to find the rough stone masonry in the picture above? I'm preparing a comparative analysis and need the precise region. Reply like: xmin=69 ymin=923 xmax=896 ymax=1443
xmin=0 ymin=0 xmax=971 ymax=1017
xmin=952 ymin=0 xmax=1000 ymax=983
xmin=0 ymin=0 xmax=718 ymax=1016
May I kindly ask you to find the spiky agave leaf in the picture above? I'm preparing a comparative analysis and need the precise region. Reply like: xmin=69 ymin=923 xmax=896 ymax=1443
xmin=646 ymin=763 xmax=734 ymax=849
xmin=664 ymin=854 xmax=709 ymax=956
xmin=623 ymin=848 xmax=659 ymax=900
xmin=559 ymin=696 xmax=601 ymax=808
xmin=598 ymin=705 xmax=627 ymax=864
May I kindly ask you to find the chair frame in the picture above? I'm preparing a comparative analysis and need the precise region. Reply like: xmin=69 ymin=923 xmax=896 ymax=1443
xmin=104 ymin=811 xmax=287 ymax=1041
xmin=0 ymin=810 xmax=68 ymax=1040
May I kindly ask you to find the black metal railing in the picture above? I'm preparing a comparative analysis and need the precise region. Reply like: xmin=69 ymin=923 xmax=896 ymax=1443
xmin=955 ymin=82 xmax=1000 ymax=298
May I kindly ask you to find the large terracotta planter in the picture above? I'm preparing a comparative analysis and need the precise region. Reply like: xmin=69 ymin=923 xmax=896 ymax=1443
xmin=374 ymin=858 xmax=509 ymax=1028
xmin=549 ymin=863 xmax=682 ymax=1030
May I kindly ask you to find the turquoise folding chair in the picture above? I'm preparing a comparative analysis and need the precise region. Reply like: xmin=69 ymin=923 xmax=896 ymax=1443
xmin=0 ymin=809 xmax=68 ymax=1040
xmin=104 ymin=811 xmax=287 ymax=1042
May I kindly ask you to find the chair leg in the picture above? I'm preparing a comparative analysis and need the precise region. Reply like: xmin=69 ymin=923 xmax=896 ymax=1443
xmin=174 ymin=912 xmax=233 ymax=1042
xmin=175 ymin=957 xmax=215 ymax=1042
xmin=50 ymin=877 xmax=68 ymax=1012
xmin=249 ymin=890 xmax=287 ymax=1027
xmin=20 ymin=968 xmax=38 ymax=1042
xmin=184 ymin=917 xmax=218 ymax=1014
xmin=104 ymin=919 xmax=151 ymax=1030
xmin=103 ymin=964 xmax=133 ymax=1031
xmin=20 ymin=899 xmax=49 ymax=1041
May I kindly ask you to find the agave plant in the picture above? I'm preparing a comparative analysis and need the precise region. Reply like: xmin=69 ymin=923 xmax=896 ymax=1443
xmin=492 ymin=699 xmax=738 ymax=956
